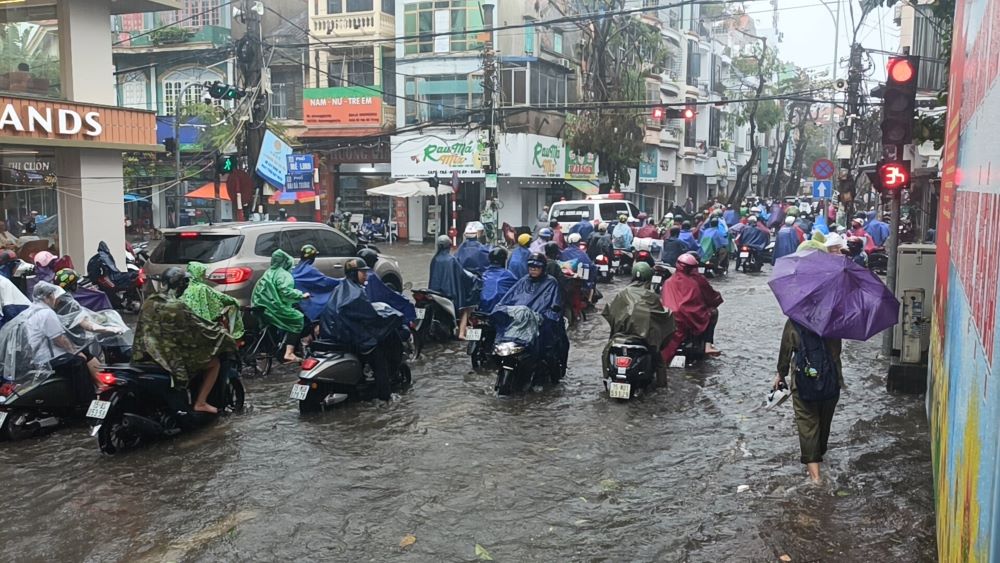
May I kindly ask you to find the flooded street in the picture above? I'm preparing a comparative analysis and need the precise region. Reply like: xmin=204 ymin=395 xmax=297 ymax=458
xmin=2 ymin=244 xmax=935 ymax=562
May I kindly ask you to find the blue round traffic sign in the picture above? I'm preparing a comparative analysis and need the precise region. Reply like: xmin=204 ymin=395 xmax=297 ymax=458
xmin=813 ymin=158 xmax=835 ymax=180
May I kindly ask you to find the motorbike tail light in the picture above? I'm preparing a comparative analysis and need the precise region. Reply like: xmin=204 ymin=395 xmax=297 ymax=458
xmin=137 ymin=269 xmax=146 ymax=287
xmin=638 ymin=251 xmax=649 ymax=259
xmin=614 ymin=249 xmax=622 ymax=257
xmin=595 ymin=256 xmax=608 ymax=265
xmin=97 ymin=372 xmax=117 ymax=386
xmin=301 ymin=358 xmax=320 ymax=371
xmin=741 ymin=246 xmax=749 ymax=252
xmin=413 ymin=292 xmax=428 ymax=302
xmin=179 ymin=232 xmax=200 ymax=239
xmin=615 ymin=356 xmax=632 ymax=368
xmin=209 ymin=267 xmax=253 ymax=285
xmin=0 ymin=381 xmax=15 ymax=396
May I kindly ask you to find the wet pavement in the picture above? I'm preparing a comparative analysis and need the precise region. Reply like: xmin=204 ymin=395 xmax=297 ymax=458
xmin=2 ymin=243 xmax=935 ymax=562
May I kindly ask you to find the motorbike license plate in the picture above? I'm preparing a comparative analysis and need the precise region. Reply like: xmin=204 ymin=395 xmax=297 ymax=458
xmin=87 ymin=400 xmax=111 ymax=420
xmin=599 ymin=265 xmax=609 ymax=272
xmin=699 ymin=267 xmax=706 ymax=275
xmin=651 ymin=275 xmax=662 ymax=284
xmin=290 ymin=384 xmax=310 ymax=401
xmin=465 ymin=328 xmax=482 ymax=341
xmin=612 ymin=261 xmax=620 ymax=267
xmin=415 ymin=308 xmax=426 ymax=320
xmin=608 ymin=382 xmax=631 ymax=399
xmin=740 ymin=251 xmax=750 ymax=258
xmin=669 ymin=355 xmax=687 ymax=368
xmin=579 ymin=267 xmax=589 ymax=279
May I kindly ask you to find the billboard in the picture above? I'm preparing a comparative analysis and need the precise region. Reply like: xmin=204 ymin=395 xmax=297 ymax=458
xmin=255 ymin=130 xmax=292 ymax=188
xmin=390 ymin=131 xmax=487 ymax=177
xmin=929 ymin=0 xmax=1000 ymax=559
xmin=303 ymin=87 xmax=382 ymax=126
xmin=565 ymin=150 xmax=598 ymax=180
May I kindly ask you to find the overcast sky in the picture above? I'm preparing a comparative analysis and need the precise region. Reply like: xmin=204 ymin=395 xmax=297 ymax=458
xmin=745 ymin=0 xmax=899 ymax=83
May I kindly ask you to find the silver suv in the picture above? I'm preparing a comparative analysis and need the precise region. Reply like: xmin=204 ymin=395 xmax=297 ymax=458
xmin=144 ymin=222 xmax=403 ymax=305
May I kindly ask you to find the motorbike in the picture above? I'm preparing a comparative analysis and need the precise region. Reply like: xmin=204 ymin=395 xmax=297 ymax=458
xmin=492 ymin=308 xmax=566 ymax=396
xmin=611 ymin=248 xmax=634 ymax=276
xmin=737 ymin=245 xmax=765 ymax=273
xmin=700 ymin=249 xmax=729 ymax=278
xmin=466 ymin=311 xmax=495 ymax=369
xmin=87 ymin=358 xmax=245 ymax=454
xmin=868 ymin=247 xmax=888 ymax=275
xmin=651 ymin=262 xmax=673 ymax=294
xmin=87 ymin=248 xmax=144 ymax=314
xmin=412 ymin=288 xmax=457 ymax=344
xmin=292 ymin=340 xmax=412 ymax=413
xmin=634 ymin=249 xmax=655 ymax=269
xmin=603 ymin=335 xmax=660 ymax=400
xmin=594 ymin=254 xmax=614 ymax=283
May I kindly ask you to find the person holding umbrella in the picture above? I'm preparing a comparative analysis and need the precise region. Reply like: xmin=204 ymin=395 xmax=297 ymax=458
xmin=768 ymin=248 xmax=899 ymax=483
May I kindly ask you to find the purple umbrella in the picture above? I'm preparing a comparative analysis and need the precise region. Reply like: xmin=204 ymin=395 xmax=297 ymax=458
xmin=767 ymin=249 xmax=899 ymax=341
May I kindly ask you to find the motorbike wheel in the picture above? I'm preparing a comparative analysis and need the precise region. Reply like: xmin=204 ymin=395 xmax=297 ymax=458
xmin=405 ymin=330 xmax=421 ymax=361
xmin=469 ymin=341 xmax=482 ymax=369
xmin=397 ymin=363 xmax=413 ymax=390
xmin=415 ymin=306 xmax=434 ymax=346
xmin=97 ymin=399 xmax=143 ymax=455
xmin=298 ymin=390 xmax=324 ymax=415
xmin=2 ymin=411 xmax=40 ymax=441
xmin=227 ymin=378 xmax=246 ymax=413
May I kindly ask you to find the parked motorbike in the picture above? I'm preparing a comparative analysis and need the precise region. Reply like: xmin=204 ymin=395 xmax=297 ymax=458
xmin=87 ymin=359 xmax=245 ymax=454
xmin=868 ymin=247 xmax=888 ymax=275
xmin=292 ymin=340 xmax=412 ymax=413
xmin=651 ymin=262 xmax=673 ymax=294
xmin=412 ymin=288 xmax=457 ymax=344
xmin=737 ymin=245 xmax=765 ymax=273
xmin=603 ymin=335 xmax=660 ymax=400
xmin=466 ymin=311 xmax=495 ymax=369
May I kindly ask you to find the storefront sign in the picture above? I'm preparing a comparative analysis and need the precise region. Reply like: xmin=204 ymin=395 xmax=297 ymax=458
xmin=0 ymin=95 xmax=157 ymax=151
xmin=256 ymin=130 xmax=293 ymax=188
xmin=303 ymin=87 xmax=382 ymax=126
xmin=657 ymin=148 xmax=676 ymax=185
xmin=638 ymin=146 xmax=658 ymax=182
xmin=390 ymin=132 xmax=486 ymax=177
xmin=287 ymin=154 xmax=314 ymax=174
xmin=494 ymin=134 xmax=565 ymax=178
xmin=565 ymin=150 xmax=598 ymax=180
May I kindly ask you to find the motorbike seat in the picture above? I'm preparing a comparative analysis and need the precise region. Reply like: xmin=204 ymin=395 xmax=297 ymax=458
xmin=310 ymin=340 xmax=349 ymax=353
xmin=612 ymin=335 xmax=649 ymax=348
xmin=107 ymin=363 xmax=172 ymax=375
xmin=415 ymin=288 xmax=446 ymax=298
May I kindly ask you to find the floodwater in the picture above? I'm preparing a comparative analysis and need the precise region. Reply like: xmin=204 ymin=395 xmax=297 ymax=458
xmin=2 ymin=244 xmax=936 ymax=562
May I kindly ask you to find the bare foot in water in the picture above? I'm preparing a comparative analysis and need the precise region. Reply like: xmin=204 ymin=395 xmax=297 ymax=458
xmin=704 ymin=343 xmax=722 ymax=356
xmin=193 ymin=402 xmax=219 ymax=415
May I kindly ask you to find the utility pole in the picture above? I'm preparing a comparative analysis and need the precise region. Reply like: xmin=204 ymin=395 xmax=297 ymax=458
xmin=481 ymin=0 xmax=498 ymax=235
xmin=835 ymin=42 xmax=863 ymax=218
xmin=237 ymin=1 xmax=267 ymax=216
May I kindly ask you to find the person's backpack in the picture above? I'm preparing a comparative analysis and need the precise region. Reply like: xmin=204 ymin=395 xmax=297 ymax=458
xmin=790 ymin=321 xmax=840 ymax=401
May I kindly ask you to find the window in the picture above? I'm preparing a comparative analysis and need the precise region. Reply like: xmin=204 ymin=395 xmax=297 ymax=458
xmin=346 ymin=0 xmax=373 ymax=11
xmin=599 ymin=202 xmax=631 ymax=222
xmin=404 ymin=1 xmax=484 ymax=55
xmin=551 ymin=204 xmax=592 ymax=222
xmin=404 ymin=75 xmax=482 ymax=125
xmin=162 ymin=69 xmax=223 ymax=115
xmin=153 ymin=234 xmax=244 ymax=263
xmin=552 ymin=31 xmax=563 ymax=54
xmin=313 ymin=229 xmax=356 ymax=257
xmin=327 ymin=0 xmax=342 ymax=13
xmin=382 ymin=0 xmax=395 ymax=15
xmin=686 ymin=39 xmax=700 ymax=86
xmin=0 ymin=5 xmax=61 ymax=99
xmin=328 ymin=56 xmax=375 ymax=87
xmin=530 ymin=67 xmax=566 ymax=107
xmin=119 ymin=72 xmax=149 ymax=110
xmin=254 ymin=232 xmax=280 ymax=256
xmin=271 ymin=83 xmax=288 ymax=119
xmin=162 ymin=1 xmax=220 ymax=27
xmin=501 ymin=68 xmax=527 ymax=106
xmin=709 ymin=107 xmax=721 ymax=148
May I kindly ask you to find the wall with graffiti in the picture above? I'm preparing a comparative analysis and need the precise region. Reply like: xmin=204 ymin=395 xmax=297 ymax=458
xmin=930 ymin=0 xmax=1000 ymax=559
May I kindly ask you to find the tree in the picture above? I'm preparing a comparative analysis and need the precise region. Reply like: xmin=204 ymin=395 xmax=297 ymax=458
xmin=565 ymin=0 xmax=668 ymax=188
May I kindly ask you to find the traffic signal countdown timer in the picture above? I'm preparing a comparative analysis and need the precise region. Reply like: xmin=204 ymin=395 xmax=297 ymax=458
xmin=878 ymin=161 xmax=911 ymax=191
xmin=881 ymin=56 xmax=919 ymax=146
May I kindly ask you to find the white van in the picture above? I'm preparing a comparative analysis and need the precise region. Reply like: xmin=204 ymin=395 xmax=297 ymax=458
xmin=547 ymin=196 xmax=641 ymax=232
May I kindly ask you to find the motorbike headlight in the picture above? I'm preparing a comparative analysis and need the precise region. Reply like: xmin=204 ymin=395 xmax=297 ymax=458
xmin=494 ymin=342 xmax=524 ymax=357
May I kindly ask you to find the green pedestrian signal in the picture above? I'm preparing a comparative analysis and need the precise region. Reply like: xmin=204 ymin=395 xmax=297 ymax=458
xmin=215 ymin=154 xmax=238 ymax=175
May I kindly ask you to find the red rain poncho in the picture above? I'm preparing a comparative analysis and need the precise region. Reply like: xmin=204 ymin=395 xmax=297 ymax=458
xmin=659 ymin=261 xmax=723 ymax=336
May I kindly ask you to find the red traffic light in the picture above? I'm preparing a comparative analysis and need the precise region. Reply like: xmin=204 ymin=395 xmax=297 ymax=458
xmin=879 ymin=161 xmax=910 ymax=190
xmin=887 ymin=58 xmax=915 ymax=84
xmin=651 ymin=107 xmax=664 ymax=120
xmin=681 ymin=107 xmax=695 ymax=120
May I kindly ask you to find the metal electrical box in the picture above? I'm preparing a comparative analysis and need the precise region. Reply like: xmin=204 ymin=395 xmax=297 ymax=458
xmin=892 ymin=244 xmax=936 ymax=358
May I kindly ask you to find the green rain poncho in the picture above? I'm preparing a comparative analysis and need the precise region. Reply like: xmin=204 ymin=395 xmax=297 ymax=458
xmin=600 ymin=284 xmax=676 ymax=374
xmin=251 ymin=249 xmax=305 ymax=334
xmin=132 ymin=292 xmax=237 ymax=383
xmin=181 ymin=261 xmax=244 ymax=338
xmin=797 ymin=230 xmax=829 ymax=253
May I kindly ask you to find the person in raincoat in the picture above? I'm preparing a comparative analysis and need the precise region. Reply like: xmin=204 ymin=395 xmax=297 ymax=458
xmin=699 ymin=218 xmax=730 ymax=263
xmin=530 ymin=227 xmax=554 ymax=254
xmin=602 ymin=262 xmax=675 ymax=384
xmin=678 ymin=221 xmax=700 ymax=254
xmin=723 ymin=205 xmax=740 ymax=228
xmin=429 ymin=235 xmax=480 ymax=339
xmin=479 ymin=247 xmax=518 ymax=314
xmin=738 ymin=216 xmax=769 ymax=251
xmin=358 ymin=248 xmax=416 ymax=324
xmin=509 ymin=234 xmax=532 ymax=279
xmin=611 ymin=214 xmax=634 ymax=250
xmin=660 ymin=253 xmax=723 ymax=363
xmin=318 ymin=259 xmax=403 ymax=401
xmin=252 ymin=249 xmax=311 ymax=363
xmin=86 ymin=241 xmax=136 ymax=309
xmin=181 ymin=261 xmax=245 ymax=338
xmin=291 ymin=244 xmax=340 ymax=322
xmin=34 ymin=251 xmax=112 ymax=312
xmin=797 ymin=230 xmax=828 ymax=253
xmin=773 ymin=216 xmax=803 ymax=263
xmin=569 ymin=216 xmax=594 ymax=240
xmin=561 ymin=233 xmax=595 ymax=301
xmin=587 ymin=223 xmax=612 ymax=261
xmin=0 ymin=270 xmax=28 ymax=329
xmin=660 ymin=226 xmax=688 ymax=266
xmin=132 ymin=267 xmax=236 ymax=414
xmin=455 ymin=223 xmax=491 ymax=276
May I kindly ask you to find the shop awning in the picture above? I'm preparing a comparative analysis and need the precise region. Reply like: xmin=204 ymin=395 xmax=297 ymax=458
xmin=567 ymin=180 xmax=599 ymax=196
xmin=185 ymin=182 xmax=230 ymax=201
xmin=367 ymin=177 xmax=438 ymax=198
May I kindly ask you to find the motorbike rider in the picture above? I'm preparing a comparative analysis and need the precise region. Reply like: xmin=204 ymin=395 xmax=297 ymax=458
xmin=132 ymin=267 xmax=236 ymax=415
xmin=587 ymin=223 xmax=612 ymax=261
xmin=0 ymin=267 xmax=28 ymax=328
xmin=659 ymin=226 xmax=687 ymax=266
xmin=561 ymin=233 xmax=596 ymax=302
xmin=678 ymin=221 xmax=700 ymax=254
xmin=637 ymin=213 xmax=660 ymax=239
xmin=543 ymin=241 xmax=567 ymax=284
xmin=181 ymin=262 xmax=245 ymax=338
xmin=359 ymin=248 xmax=416 ymax=323
xmin=318 ymin=259 xmax=403 ymax=402
xmin=86 ymin=241 xmax=138 ymax=310
xmin=480 ymin=248 xmax=518 ymax=314
xmin=700 ymin=218 xmax=730 ymax=265
xmin=569 ymin=215 xmax=594 ymax=239
xmin=849 ymin=218 xmax=877 ymax=253
xmin=773 ymin=216 xmax=802 ymax=263
xmin=429 ymin=235 xmax=480 ymax=340
xmin=291 ymin=244 xmax=340 ymax=322
xmin=530 ymin=227 xmax=554 ymax=254
xmin=737 ymin=216 xmax=769 ymax=255
xmin=602 ymin=262 xmax=676 ymax=384
xmin=456 ymin=223 xmax=491 ymax=276
xmin=509 ymin=233 xmax=532 ymax=279
xmin=660 ymin=253 xmax=723 ymax=362
xmin=50 ymin=270 xmax=131 ymax=368
xmin=612 ymin=213 xmax=634 ymax=250
xmin=252 ymin=249 xmax=311 ymax=363
xmin=846 ymin=236 xmax=868 ymax=267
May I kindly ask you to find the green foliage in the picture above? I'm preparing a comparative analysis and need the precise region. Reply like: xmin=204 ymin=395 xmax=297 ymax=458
xmin=150 ymin=26 xmax=193 ymax=45
xmin=0 ymin=25 xmax=59 ymax=84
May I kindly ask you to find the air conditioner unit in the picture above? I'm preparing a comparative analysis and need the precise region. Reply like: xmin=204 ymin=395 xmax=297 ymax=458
xmin=558 ymin=58 xmax=570 ymax=68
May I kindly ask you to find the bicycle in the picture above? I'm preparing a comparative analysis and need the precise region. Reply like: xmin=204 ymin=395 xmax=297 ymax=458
xmin=237 ymin=307 xmax=283 ymax=377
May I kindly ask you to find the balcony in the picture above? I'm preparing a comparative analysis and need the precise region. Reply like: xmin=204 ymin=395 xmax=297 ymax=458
xmin=113 ymin=25 xmax=230 ymax=51
xmin=660 ymin=126 xmax=682 ymax=148
xmin=311 ymin=11 xmax=394 ymax=40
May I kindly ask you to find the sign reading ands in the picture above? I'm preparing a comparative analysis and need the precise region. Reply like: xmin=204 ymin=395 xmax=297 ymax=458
xmin=303 ymin=87 xmax=382 ymax=126
xmin=0 ymin=103 xmax=101 ymax=136
xmin=0 ymin=96 xmax=158 ymax=151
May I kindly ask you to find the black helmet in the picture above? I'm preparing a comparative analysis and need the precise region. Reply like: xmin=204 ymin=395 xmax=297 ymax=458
xmin=357 ymin=248 xmax=378 ymax=269
xmin=526 ymin=252 xmax=547 ymax=269
xmin=54 ymin=268 xmax=80 ymax=292
xmin=161 ymin=266 xmax=190 ymax=296
xmin=488 ymin=247 xmax=508 ymax=266
xmin=344 ymin=257 xmax=370 ymax=283
xmin=436 ymin=235 xmax=452 ymax=250
xmin=300 ymin=244 xmax=318 ymax=261
xmin=544 ymin=241 xmax=561 ymax=259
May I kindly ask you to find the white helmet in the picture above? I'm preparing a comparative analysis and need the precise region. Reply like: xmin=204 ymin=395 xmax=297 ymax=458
xmin=567 ymin=233 xmax=582 ymax=244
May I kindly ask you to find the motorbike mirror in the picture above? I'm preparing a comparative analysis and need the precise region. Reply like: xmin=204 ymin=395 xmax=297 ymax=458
xmin=403 ymin=281 xmax=413 ymax=291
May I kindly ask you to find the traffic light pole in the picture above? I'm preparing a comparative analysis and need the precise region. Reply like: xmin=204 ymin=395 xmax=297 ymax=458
xmin=239 ymin=0 xmax=266 ymax=216
xmin=882 ymin=188 xmax=901 ymax=358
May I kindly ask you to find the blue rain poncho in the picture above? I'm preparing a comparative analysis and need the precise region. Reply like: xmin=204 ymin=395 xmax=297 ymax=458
xmin=508 ymin=245 xmax=530 ymax=279
xmin=611 ymin=222 xmax=633 ymax=249
xmin=773 ymin=225 xmax=801 ymax=263
xmin=367 ymin=271 xmax=416 ymax=323
xmin=455 ymin=239 xmax=490 ymax=276
xmin=739 ymin=224 xmax=769 ymax=250
xmin=492 ymin=274 xmax=568 ymax=364
xmin=569 ymin=218 xmax=594 ymax=240
xmin=560 ymin=245 xmax=595 ymax=289
xmin=318 ymin=278 xmax=402 ymax=354
xmin=479 ymin=266 xmax=518 ymax=314
xmin=679 ymin=229 xmax=700 ymax=253
xmin=865 ymin=219 xmax=890 ymax=247
xmin=429 ymin=246 xmax=481 ymax=311
xmin=700 ymin=225 xmax=729 ymax=259
xmin=723 ymin=209 xmax=739 ymax=227
xmin=292 ymin=259 xmax=340 ymax=321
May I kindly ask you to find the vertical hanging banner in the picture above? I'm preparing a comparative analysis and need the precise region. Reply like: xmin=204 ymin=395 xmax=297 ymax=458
xmin=255 ymin=130 xmax=293 ymax=188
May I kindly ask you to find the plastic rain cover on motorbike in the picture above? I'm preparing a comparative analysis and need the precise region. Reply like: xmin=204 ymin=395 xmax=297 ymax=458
xmin=602 ymin=286 xmax=676 ymax=350
xmin=0 ymin=303 xmax=57 ymax=385
xmin=491 ymin=305 xmax=542 ymax=346
xmin=52 ymin=287 xmax=134 ymax=353
xmin=318 ymin=279 xmax=402 ymax=353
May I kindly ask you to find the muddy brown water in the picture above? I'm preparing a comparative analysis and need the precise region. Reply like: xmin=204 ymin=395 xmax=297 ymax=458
xmin=1 ymin=244 xmax=935 ymax=561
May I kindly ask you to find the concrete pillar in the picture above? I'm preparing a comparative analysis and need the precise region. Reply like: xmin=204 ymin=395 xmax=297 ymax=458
xmin=59 ymin=0 xmax=115 ymax=105
xmin=57 ymin=149 xmax=126 ymax=268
